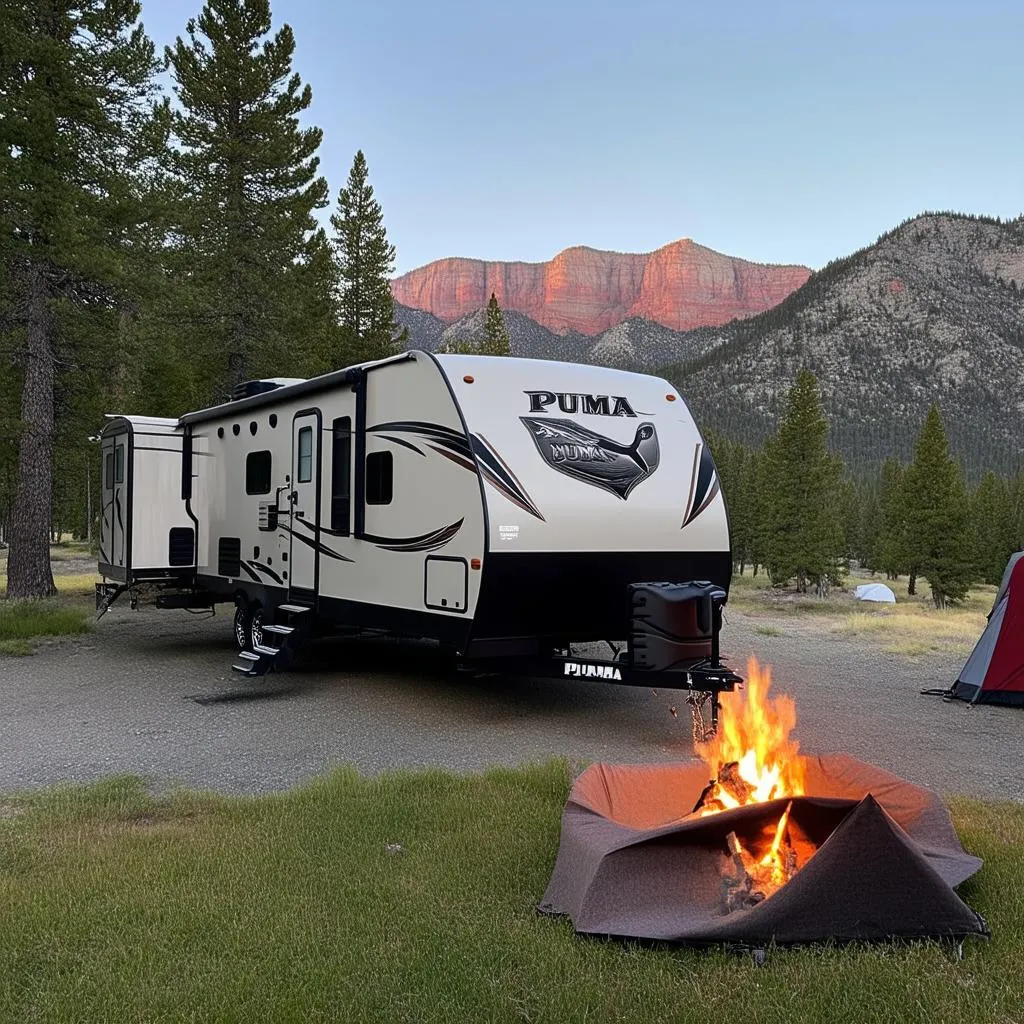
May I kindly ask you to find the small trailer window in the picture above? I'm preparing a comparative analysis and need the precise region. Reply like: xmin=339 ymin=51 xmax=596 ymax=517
xmin=114 ymin=444 xmax=124 ymax=483
xmin=366 ymin=451 xmax=393 ymax=505
xmin=297 ymin=426 xmax=313 ymax=483
xmin=331 ymin=417 xmax=351 ymax=533
xmin=105 ymin=452 xmax=114 ymax=489
xmin=245 ymin=450 xmax=272 ymax=495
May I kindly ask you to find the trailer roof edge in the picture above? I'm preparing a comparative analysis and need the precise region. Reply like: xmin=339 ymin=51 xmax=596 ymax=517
xmin=177 ymin=351 xmax=418 ymax=427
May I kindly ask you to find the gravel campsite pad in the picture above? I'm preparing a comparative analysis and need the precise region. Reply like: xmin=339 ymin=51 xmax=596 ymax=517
xmin=0 ymin=601 xmax=1021 ymax=801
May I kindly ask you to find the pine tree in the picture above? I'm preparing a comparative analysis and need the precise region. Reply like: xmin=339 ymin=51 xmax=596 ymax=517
xmin=903 ymin=404 xmax=972 ymax=608
xmin=760 ymin=370 xmax=845 ymax=593
xmin=330 ymin=150 xmax=406 ymax=365
xmin=0 ymin=0 xmax=164 ymax=598
xmin=874 ymin=458 xmax=907 ymax=580
xmin=480 ymin=293 xmax=511 ymax=356
xmin=165 ymin=0 xmax=333 ymax=396
xmin=858 ymin=477 xmax=881 ymax=571
xmin=442 ymin=292 xmax=512 ymax=356
xmin=970 ymin=471 xmax=1013 ymax=585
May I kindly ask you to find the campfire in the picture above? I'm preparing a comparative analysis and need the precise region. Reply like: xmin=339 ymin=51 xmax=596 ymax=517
xmin=691 ymin=658 xmax=814 ymax=911
xmin=539 ymin=656 xmax=987 ymax=946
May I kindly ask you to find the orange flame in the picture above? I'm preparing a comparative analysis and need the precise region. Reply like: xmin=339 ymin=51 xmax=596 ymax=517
xmin=695 ymin=656 xmax=805 ymax=811
xmin=695 ymin=657 xmax=808 ymax=903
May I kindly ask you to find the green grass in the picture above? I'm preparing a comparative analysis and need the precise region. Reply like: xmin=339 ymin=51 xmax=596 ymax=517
xmin=0 ymin=762 xmax=1020 ymax=1023
xmin=754 ymin=624 xmax=786 ymax=637
xmin=0 ymin=599 xmax=91 ymax=655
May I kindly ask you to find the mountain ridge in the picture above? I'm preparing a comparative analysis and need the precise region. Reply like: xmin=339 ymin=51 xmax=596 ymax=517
xmin=391 ymin=238 xmax=810 ymax=336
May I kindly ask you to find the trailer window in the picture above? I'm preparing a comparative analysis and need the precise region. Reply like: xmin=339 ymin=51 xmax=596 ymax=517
xmin=297 ymin=426 xmax=313 ymax=483
xmin=105 ymin=452 xmax=114 ymax=489
xmin=114 ymin=444 xmax=124 ymax=483
xmin=245 ymin=450 xmax=272 ymax=495
xmin=331 ymin=417 xmax=351 ymax=533
xmin=366 ymin=451 xmax=393 ymax=505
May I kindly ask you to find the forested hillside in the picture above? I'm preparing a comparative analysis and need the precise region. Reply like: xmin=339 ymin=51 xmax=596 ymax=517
xmin=665 ymin=213 xmax=1024 ymax=479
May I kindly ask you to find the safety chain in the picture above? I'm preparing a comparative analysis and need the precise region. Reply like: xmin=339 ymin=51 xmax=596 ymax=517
xmin=685 ymin=690 xmax=716 ymax=745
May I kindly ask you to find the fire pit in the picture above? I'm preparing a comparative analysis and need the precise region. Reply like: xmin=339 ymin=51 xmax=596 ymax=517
xmin=539 ymin=659 xmax=987 ymax=945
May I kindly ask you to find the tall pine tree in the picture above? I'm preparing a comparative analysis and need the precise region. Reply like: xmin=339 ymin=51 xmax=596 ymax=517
xmin=480 ymin=293 xmax=511 ymax=356
xmin=903 ymin=404 xmax=972 ymax=608
xmin=441 ymin=292 xmax=512 ymax=356
xmin=760 ymin=370 xmax=845 ymax=593
xmin=330 ymin=150 xmax=406 ymax=365
xmin=165 ymin=0 xmax=333 ymax=398
xmin=0 ymin=0 xmax=164 ymax=598
xmin=969 ymin=471 xmax=1013 ymax=585
xmin=874 ymin=458 xmax=907 ymax=580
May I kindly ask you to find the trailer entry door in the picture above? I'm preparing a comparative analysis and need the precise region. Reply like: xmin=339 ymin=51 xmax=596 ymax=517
xmin=289 ymin=411 xmax=321 ymax=596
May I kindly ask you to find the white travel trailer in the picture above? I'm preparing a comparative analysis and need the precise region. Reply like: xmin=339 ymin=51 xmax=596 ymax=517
xmin=97 ymin=351 xmax=740 ymax=715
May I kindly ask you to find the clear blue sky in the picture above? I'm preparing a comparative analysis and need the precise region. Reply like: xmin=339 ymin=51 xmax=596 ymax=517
xmin=140 ymin=0 xmax=1024 ymax=274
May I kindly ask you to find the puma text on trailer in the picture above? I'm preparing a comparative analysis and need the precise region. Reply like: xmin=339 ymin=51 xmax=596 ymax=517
xmin=96 ymin=352 xmax=739 ymax=702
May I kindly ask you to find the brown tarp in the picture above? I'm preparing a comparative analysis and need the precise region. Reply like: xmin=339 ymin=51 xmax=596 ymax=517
xmin=539 ymin=755 xmax=986 ymax=945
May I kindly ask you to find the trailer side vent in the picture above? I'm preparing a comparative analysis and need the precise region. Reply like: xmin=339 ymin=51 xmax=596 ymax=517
xmin=168 ymin=527 xmax=195 ymax=567
xmin=218 ymin=537 xmax=242 ymax=577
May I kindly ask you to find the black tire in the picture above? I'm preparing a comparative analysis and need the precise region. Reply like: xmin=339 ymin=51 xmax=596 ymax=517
xmin=233 ymin=605 xmax=251 ymax=652
xmin=250 ymin=606 xmax=265 ymax=651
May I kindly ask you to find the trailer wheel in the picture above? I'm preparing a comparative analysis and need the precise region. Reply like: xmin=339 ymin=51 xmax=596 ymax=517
xmin=250 ymin=606 xmax=265 ymax=651
xmin=233 ymin=605 xmax=251 ymax=652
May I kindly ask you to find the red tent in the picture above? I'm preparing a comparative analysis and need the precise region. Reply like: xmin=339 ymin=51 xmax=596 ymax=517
xmin=951 ymin=553 xmax=1024 ymax=706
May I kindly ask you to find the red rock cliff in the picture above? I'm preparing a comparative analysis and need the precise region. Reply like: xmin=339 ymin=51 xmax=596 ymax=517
xmin=391 ymin=239 xmax=810 ymax=335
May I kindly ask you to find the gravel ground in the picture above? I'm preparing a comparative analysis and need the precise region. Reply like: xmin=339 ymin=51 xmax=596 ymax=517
xmin=0 ymin=602 xmax=1021 ymax=802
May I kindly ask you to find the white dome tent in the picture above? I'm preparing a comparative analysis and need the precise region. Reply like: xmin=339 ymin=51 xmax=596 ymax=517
xmin=854 ymin=583 xmax=896 ymax=604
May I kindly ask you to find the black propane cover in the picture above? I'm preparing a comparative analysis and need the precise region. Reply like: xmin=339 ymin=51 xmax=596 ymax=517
xmin=629 ymin=581 xmax=726 ymax=672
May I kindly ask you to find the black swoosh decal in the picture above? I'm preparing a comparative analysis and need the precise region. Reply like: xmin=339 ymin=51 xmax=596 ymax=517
xmin=361 ymin=518 xmax=464 ymax=552
xmin=282 ymin=524 xmax=354 ymax=562
xmin=682 ymin=443 xmax=720 ymax=527
xmin=247 ymin=560 xmax=284 ymax=585
xmin=375 ymin=434 xmax=426 ymax=456
xmin=471 ymin=435 xmax=545 ymax=521
xmin=239 ymin=561 xmax=261 ymax=581
xmin=368 ymin=421 xmax=473 ymax=461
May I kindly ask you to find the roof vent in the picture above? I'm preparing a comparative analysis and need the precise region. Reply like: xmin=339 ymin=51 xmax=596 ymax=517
xmin=231 ymin=377 xmax=307 ymax=401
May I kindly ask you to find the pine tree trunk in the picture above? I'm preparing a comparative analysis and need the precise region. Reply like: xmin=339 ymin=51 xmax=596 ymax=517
xmin=907 ymin=570 xmax=917 ymax=596
xmin=6 ymin=262 xmax=57 ymax=599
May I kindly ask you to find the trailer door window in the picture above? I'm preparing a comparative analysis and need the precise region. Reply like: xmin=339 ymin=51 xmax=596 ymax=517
xmin=245 ymin=450 xmax=272 ymax=495
xmin=114 ymin=444 xmax=124 ymax=483
xmin=366 ymin=451 xmax=393 ymax=505
xmin=297 ymin=426 xmax=313 ymax=483
xmin=331 ymin=416 xmax=351 ymax=533
xmin=105 ymin=452 xmax=114 ymax=489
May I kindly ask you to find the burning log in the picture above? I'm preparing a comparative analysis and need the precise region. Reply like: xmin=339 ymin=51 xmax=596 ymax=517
xmin=694 ymin=760 xmax=755 ymax=813
xmin=722 ymin=830 xmax=765 ymax=912
xmin=721 ymin=802 xmax=798 ymax=914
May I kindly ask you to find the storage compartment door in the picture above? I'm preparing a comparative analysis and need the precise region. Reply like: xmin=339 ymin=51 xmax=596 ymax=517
xmin=424 ymin=556 xmax=468 ymax=613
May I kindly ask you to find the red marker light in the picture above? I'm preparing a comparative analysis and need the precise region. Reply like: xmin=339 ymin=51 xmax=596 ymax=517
xmin=463 ymin=375 xmax=474 ymax=383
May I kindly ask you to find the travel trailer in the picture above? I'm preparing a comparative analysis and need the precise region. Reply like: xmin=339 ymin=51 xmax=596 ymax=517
xmin=96 ymin=351 xmax=740 ymax=718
